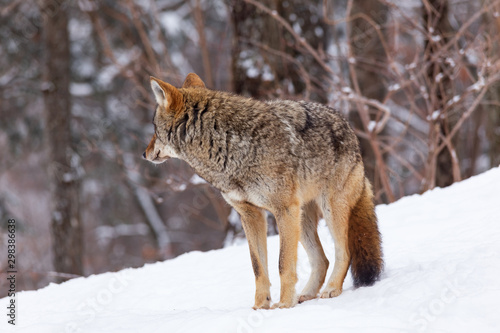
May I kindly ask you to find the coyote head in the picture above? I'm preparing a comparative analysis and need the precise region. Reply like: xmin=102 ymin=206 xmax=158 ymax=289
xmin=142 ymin=73 xmax=206 ymax=163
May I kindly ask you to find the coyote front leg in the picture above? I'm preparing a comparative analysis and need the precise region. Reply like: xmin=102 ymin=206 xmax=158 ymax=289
xmin=231 ymin=201 xmax=271 ymax=309
xmin=271 ymin=202 xmax=301 ymax=309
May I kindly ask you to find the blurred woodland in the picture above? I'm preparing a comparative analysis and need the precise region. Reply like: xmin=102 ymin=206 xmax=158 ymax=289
xmin=1 ymin=0 xmax=499 ymax=295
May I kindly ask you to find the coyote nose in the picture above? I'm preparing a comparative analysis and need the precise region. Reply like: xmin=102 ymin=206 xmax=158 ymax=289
xmin=142 ymin=151 xmax=146 ymax=159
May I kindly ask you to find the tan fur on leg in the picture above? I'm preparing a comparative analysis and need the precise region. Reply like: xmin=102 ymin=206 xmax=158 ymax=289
xmin=298 ymin=201 xmax=329 ymax=303
xmin=230 ymin=201 xmax=271 ymax=309
xmin=271 ymin=200 xmax=301 ymax=309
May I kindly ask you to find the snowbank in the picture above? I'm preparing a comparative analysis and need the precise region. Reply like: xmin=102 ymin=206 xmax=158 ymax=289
xmin=2 ymin=167 xmax=500 ymax=333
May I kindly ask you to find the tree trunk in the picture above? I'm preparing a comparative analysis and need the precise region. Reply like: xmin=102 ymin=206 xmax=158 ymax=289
xmin=485 ymin=1 xmax=500 ymax=168
xmin=350 ymin=0 xmax=388 ymax=100
xmin=229 ymin=0 xmax=250 ymax=95
xmin=40 ymin=1 xmax=84 ymax=280
xmin=423 ymin=0 xmax=457 ymax=189
xmin=349 ymin=0 xmax=389 ymax=201
xmin=123 ymin=153 xmax=173 ymax=259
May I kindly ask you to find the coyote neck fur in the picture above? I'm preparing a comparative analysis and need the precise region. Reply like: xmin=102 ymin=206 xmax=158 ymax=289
xmin=161 ymin=89 xmax=276 ymax=193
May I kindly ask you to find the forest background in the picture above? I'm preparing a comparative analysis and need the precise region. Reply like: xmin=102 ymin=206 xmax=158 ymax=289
xmin=1 ymin=0 xmax=499 ymax=295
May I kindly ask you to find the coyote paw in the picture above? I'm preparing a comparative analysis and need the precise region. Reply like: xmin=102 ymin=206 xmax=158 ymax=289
xmin=270 ymin=302 xmax=291 ymax=309
xmin=252 ymin=295 xmax=271 ymax=310
xmin=320 ymin=287 xmax=342 ymax=299
xmin=252 ymin=302 xmax=270 ymax=310
xmin=270 ymin=298 xmax=297 ymax=309
xmin=298 ymin=294 xmax=317 ymax=303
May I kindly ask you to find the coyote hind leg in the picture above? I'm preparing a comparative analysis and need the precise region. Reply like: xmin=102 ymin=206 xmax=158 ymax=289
xmin=298 ymin=201 xmax=329 ymax=303
xmin=320 ymin=193 xmax=351 ymax=299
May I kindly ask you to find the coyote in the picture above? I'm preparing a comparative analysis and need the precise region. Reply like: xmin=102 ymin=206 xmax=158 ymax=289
xmin=143 ymin=73 xmax=383 ymax=309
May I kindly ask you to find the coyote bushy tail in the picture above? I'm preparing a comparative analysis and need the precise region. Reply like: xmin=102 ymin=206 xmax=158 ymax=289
xmin=348 ymin=178 xmax=383 ymax=287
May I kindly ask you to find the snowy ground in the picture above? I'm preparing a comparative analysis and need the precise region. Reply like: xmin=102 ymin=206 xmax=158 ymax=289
xmin=2 ymin=167 xmax=500 ymax=333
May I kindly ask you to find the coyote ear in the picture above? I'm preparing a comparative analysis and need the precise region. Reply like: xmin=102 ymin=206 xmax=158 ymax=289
xmin=150 ymin=76 xmax=183 ymax=112
xmin=182 ymin=73 xmax=206 ymax=88
xmin=150 ymin=78 xmax=166 ymax=105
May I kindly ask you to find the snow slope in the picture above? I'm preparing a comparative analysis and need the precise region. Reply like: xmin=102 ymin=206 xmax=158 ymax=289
xmin=2 ymin=167 xmax=500 ymax=333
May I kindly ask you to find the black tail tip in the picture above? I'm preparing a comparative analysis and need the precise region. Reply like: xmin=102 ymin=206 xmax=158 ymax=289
xmin=352 ymin=262 xmax=383 ymax=288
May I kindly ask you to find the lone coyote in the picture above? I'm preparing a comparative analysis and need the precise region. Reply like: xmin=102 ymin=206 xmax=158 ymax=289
xmin=143 ymin=73 xmax=383 ymax=309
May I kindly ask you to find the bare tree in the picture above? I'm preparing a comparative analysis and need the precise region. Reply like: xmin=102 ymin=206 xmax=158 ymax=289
xmin=422 ymin=0 xmax=459 ymax=189
xmin=482 ymin=0 xmax=500 ymax=169
xmin=230 ymin=0 xmax=329 ymax=101
xmin=3 ymin=0 xmax=500 ymax=295
xmin=348 ymin=0 xmax=393 ymax=201
xmin=40 ymin=0 xmax=83 ymax=279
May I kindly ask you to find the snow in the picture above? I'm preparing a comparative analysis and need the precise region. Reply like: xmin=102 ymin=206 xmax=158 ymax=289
xmin=95 ymin=223 xmax=150 ymax=245
xmin=445 ymin=57 xmax=456 ymax=68
xmin=446 ymin=95 xmax=461 ymax=107
xmin=388 ymin=83 xmax=400 ymax=92
xmin=367 ymin=120 xmax=377 ymax=133
xmin=434 ymin=73 xmax=444 ymax=83
xmin=430 ymin=35 xmax=441 ymax=42
xmin=468 ymin=77 xmax=485 ymax=92
xmin=428 ymin=110 xmax=441 ymax=121
xmin=77 ymin=0 xmax=98 ymax=12
xmin=341 ymin=86 xmax=352 ymax=94
xmin=405 ymin=62 xmax=417 ymax=70
xmin=293 ymin=22 xmax=302 ymax=34
xmin=159 ymin=11 xmax=185 ymax=36
xmin=70 ymin=83 xmax=93 ymax=97
xmin=189 ymin=174 xmax=207 ymax=185
xmin=2 ymin=167 xmax=500 ymax=332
